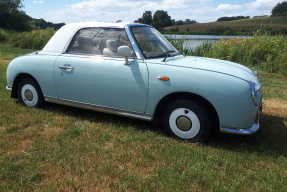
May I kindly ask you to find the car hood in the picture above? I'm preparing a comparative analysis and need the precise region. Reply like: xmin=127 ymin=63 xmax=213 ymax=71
xmin=151 ymin=55 xmax=258 ymax=82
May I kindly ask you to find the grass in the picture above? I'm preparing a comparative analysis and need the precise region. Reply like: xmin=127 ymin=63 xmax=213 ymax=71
xmin=0 ymin=46 xmax=287 ymax=191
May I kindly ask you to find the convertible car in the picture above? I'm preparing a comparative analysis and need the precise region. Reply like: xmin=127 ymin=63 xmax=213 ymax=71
xmin=6 ymin=22 xmax=262 ymax=141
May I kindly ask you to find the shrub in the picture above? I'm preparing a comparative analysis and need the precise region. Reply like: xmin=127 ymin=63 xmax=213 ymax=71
xmin=0 ymin=28 xmax=17 ymax=42
xmin=10 ymin=28 xmax=55 ymax=50
xmin=170 ymin=32 xmax=287 ymax=76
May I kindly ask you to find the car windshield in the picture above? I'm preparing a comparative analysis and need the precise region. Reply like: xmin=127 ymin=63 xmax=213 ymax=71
xmin=131 ymin=26 xmax=180 ymax=59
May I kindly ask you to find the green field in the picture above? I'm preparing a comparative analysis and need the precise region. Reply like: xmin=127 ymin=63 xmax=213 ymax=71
xmin=0 ymin=46 xmax=287 ymax=191
xmin=166 ymin=16 xmax=287 ymax=35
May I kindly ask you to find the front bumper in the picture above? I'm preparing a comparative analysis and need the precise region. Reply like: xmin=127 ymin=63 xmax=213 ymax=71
xmin=220 ymin=91 xmax=262 ymax=135
xmin=220 ymin=115 xmax=260 ymax=135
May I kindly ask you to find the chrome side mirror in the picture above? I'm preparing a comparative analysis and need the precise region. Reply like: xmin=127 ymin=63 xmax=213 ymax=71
xmin=117 ymin=46 xmax=132 ymax=65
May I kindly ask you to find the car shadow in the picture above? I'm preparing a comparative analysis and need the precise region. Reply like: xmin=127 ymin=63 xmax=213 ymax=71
xmin=208 ymin=113 xmax=287 ymax=158
xmin=44 ymin=102 xmax=155 ymax=131
xmin=44 ymin=103 xmax=287 ymax=158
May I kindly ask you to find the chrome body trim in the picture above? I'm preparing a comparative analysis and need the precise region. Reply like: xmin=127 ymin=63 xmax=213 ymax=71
xmin=6 ymin=85 xmax=12 ymax=91
xmin=125 ymin=24 xmax=145 ymax=60
xmin=44 ymin=96 xmax=152 ymax=121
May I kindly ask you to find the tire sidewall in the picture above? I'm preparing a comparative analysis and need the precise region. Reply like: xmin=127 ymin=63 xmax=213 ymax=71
xmin=162 ymin=99 xmax=212 ymax=142
xmin=18 ymin=78 xmax=44 ymax=108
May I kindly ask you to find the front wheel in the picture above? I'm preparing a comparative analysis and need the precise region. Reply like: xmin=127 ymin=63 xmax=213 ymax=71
xmin=18 ymin=78 xmax=45 ymax=108
xmin=162 ymin=99 xmax=212 ymax=142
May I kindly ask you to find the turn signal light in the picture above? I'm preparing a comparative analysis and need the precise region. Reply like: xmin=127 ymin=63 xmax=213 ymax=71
xmin=158 ymin=76 xmax=170 ymax=81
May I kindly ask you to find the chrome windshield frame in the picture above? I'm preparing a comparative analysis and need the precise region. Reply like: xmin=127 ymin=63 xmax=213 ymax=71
xmin=125 ymin=24 xmax=179 ymax=60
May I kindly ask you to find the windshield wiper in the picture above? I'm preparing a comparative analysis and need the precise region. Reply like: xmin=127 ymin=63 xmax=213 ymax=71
xmin=161 ymin=50 xmax=176 ymax=62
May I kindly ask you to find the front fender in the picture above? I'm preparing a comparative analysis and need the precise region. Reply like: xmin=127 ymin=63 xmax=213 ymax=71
xmin=146 ymin=63 xmax=259 ymax=129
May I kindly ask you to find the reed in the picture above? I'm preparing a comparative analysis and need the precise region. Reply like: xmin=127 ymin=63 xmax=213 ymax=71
xmin=170 ymin=32 xmax=287 ymax=76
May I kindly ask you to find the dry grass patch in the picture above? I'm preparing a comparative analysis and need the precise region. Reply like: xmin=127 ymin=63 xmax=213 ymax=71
xmin=263 ymin=99 xmax=287 ymax=116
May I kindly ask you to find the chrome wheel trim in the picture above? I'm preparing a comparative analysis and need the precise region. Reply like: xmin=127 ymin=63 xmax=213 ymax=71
xmin=21 ymin=84 xmax=38 ymax=106
xmin=169 ymin=108 xmax=200 ymax=139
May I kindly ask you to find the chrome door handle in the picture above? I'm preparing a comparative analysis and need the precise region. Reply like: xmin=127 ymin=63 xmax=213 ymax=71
xmin=59 ymin=65 xmax=74 ymax=70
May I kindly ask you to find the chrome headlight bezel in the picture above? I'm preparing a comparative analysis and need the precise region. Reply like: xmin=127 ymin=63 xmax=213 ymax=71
xmin=248 ymin=81 xmax=262 ymax=106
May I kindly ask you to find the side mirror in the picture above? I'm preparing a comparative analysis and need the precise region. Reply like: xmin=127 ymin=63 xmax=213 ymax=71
xmin=117 ymin=46 xmax=132 ymax=65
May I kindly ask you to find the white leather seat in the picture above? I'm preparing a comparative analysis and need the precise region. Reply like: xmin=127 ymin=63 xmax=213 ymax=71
xmin=103 ymin=40 xmax=119 ymax=56
xmin=77 ymin=36 xmax=101 ymax=54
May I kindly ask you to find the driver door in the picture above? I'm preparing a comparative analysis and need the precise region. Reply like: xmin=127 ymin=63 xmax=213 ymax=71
xmin=53 ymin=27 xmax=149 ymax=114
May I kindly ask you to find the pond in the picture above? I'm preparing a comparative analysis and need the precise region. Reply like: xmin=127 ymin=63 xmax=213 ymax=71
xmin=164 ymin=34 xmax=250 ymax=49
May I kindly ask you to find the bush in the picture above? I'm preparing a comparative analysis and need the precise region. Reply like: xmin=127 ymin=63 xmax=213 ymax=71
xmin=10 ymin=28 xmax=55 ymax=50
xmin=0 ymin=28 xmax=17 ymax=42
xmin=170 ymin=32 xmax=287 ymax=76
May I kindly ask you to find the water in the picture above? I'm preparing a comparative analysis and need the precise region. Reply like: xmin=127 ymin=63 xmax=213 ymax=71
xmin=164 ymin=34 xmax=250 ymax=49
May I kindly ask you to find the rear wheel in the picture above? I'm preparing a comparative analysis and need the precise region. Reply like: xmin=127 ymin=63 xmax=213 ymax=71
xmin=18 ymin=78 xmax=45 ymax=108
xmin=162 ymin=99 xmax=212 ymax=142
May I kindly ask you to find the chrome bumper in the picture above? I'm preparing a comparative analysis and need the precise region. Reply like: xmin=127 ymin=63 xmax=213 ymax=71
xmin=220 ymin=118 xmax=259 ymax=135
xmin=220 ymin=93 xmax=262 ymax=135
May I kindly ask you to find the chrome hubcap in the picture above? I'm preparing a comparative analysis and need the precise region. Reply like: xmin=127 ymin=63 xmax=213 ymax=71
xmin=176 ymin=116 xmax=192 ymax=131
xmin=24 ymin=90 xmax=33 ymax=101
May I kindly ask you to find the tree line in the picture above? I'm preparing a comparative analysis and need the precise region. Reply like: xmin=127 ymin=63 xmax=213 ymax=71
xmin=134 ymin=10 xmax=197 ymax=31
xmin=0 ymin=0 xmax=65 ymax=31
xmin=135 ymin=1 xmax=287 ymax=31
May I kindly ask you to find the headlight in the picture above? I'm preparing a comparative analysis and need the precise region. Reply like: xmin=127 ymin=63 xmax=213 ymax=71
xmin=248 ymin=81 xmax=262 ymax=106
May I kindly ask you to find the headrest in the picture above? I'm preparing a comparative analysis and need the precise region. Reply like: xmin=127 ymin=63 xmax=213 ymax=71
xmin=106 ymin=40 xmax=119 ymax=51
xmin=78 ymin=36 xmax=94 ymax=50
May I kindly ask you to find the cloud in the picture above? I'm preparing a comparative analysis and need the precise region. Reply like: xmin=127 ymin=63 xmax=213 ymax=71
xmin=217 ymin=4 xmax=242 ymax=11
xmin=42 ymin=0 xmax=283 ymax=24
xmin=244 ymin=0 xmax=281 ymax=15
xmin=33 ymin=1 xmax=43 ymax=3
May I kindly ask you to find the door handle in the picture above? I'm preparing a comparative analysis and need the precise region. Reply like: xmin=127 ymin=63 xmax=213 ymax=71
xmin=59 ymin=65 xmax=74 ymax=70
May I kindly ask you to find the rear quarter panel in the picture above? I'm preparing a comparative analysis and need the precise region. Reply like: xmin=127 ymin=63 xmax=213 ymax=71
xmin=6 ymin=53 xmax=58 ymax=98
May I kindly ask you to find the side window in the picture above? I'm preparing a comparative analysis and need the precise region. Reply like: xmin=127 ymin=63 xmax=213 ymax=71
xmin=67 ymin=27 xmax=135 ymax=57
xmin=67 ymin=28 xmax=102 ymax=55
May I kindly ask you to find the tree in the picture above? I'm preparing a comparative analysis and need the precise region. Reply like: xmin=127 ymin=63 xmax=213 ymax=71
xmin=134 ymin=11 xmax=152 ymax=25
xmin=0 ymin=0 xmax=31 ymax=31
xmin=217 ymin=16 xmax=250 ymax=22
xmin=174 ymin=20 xmax=184 ymax=26
xmin=152 ymin=10 xmax=172 ymax=30
xmin=30 ymin=18 xmax=65 ymax=30
xmin=184 ymin=19 xmax=196 ymax=24
xmin=142 ymin=11 xmax=152 ymax=25
xmin=271 ymin=1 xmax=287 ymax=17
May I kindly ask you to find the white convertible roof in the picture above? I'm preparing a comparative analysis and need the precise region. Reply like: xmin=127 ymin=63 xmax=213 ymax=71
xmin=42 ymin=22 xmax=129 ymax=54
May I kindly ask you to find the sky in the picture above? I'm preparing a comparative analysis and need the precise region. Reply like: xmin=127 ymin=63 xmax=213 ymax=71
xmin=22 ymin=0 xmax=284 ymax=24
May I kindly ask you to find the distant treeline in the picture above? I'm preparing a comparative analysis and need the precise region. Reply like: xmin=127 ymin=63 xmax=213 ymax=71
xmin=217 ymin=16 xmax=250 ymax=22
xmin=31 ymin=18 xmax=65 ymax=30
xmin=0 ymin=0 xmax=65 ymax=32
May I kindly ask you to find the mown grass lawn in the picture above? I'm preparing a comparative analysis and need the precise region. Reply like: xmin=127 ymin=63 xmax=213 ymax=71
xmin=0 ymin=46 xmax=287 ymax=191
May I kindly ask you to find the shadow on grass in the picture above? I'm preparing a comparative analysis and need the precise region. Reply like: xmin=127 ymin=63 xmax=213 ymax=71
xmin=209 ymin=113 xmax=287 ymax=158
xmin=43 ymin=103 xmax=287 ymax=158
xmin=44 ymin=102 xmax=155 ymax=132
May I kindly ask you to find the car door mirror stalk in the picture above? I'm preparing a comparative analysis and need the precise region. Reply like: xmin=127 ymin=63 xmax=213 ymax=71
xmin=118 ymin=46 xmax=132 ymax=65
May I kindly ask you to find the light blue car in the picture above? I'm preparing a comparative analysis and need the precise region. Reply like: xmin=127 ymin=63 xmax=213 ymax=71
xmin=6 ymin=22 xmax=262 ymax=142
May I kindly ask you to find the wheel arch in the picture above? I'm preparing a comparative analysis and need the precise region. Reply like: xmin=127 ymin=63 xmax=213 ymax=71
xmin=11 ymin=73 xmax=39 ymax=99
xmin=152 ymin=92 xmax=220 ymax=131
